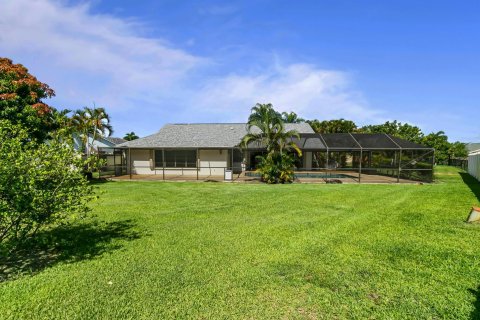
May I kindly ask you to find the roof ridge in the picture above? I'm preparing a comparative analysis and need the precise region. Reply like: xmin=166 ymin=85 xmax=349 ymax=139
xmin=169 ymin=123 xmax=247 ymax=125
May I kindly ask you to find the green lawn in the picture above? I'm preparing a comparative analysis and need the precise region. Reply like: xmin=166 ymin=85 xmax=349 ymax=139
xmin=1 ymin=166 xmax=480 ymax=319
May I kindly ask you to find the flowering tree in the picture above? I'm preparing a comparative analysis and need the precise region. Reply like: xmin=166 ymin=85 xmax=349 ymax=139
xmin=0 ymin=57 xmax=58 ymax=141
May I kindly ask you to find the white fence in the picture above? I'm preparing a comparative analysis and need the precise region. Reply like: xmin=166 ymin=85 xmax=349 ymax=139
xmin=468 ymin=151 xmax=480 ymax=181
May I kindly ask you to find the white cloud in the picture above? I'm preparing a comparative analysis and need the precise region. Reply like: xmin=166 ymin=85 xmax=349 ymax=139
xmin=0 ymin=0 xmax=204 ymax=110
xmin=0 ymin=0 xmax=380 ymax=136
xmin=191 ymin=63 xmax=382 ymax=124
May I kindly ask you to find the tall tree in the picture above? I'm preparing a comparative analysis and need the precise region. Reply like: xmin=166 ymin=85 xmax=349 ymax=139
xmin=307 ymin=119 xmax=358 ymax=133
xmin=448 ymin=141 xmax=468 ymax=159
xmin=422 ymin=131 xmax=450 ymax=163
xmin=241 ymin=103 xmax=301 ymax=183
xmin=241 ymin=104 xmax=301 ymax=155
xmin=0 ymin=57 xmax=58 ymax=141
xmin=124 ymin=132 xmax=139 ymax=141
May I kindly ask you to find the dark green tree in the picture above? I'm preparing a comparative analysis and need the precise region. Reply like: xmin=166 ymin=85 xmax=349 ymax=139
xmin=307 ymin=119 xmax=358 ymax=133
xmin=360 ymin=120 xmax=424 ymax=143
xmin=281 ymin=111 xmax=305 ymax=123
xmin=448 ymin=141 xmax=468 ymax=159
xmin=124 ymin=132 xmax=139 ymax=141
xmin=422 ymin=131 xmax=450 ymax=163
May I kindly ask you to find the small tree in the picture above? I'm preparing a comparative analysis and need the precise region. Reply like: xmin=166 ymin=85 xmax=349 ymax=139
xmin=0 ymin=121 xmax=94 ymax=253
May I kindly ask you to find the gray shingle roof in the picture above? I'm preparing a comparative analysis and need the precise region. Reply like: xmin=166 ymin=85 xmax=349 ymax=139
xmin=117 ymin=123 xmax=314 ymax=148
xmin=103 ymin=137 xmax=127 ymax=145
xmin=467 ymin=143 xmax=480 ymax=153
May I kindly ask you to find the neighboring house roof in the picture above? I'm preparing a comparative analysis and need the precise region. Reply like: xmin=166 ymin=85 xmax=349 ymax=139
xmin=102 ymin=136 xmax=127 ymax=146
xmin=73 ymin=134 xmax=127 ymax=151
xmin=467 ymin=143 xmax=480 ymax=154
xmin=117 ymin=123 xmax=314 ymax=149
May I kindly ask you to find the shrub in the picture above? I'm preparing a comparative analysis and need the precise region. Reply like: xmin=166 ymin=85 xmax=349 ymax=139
xmin=0 ymin=121 xmax=94 ymax=253
xmin=256 ymin=153 xmax=296 ymax=184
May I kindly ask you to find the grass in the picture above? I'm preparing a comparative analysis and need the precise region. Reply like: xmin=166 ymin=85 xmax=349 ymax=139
xmin=1 ymin=166 xmax=480 ymax=319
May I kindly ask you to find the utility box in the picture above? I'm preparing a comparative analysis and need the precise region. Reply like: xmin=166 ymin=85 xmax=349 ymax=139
xmin=467 ymin=207 xmax=480 ymax=223
xmin=224 ymin=169 xmax=233 ymax=181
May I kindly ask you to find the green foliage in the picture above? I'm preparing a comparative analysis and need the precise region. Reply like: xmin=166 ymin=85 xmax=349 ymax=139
xmin=0 ymin=57 xmax=61 ymax=142
xmin=241 ymin=103 xmax=301 ymax=183
xmin=307 ymin=118 xmax=358 ymax=133
xmin=281 ymin=111 xmax=305 ymax=123
xmin=256 ymin=152 xmax=296 ymax=184
xmin=358 ymin=120 xmax=468 ymax=164
xmin=422 ymin=131 xmax=450 ymax=163
xmin=360 ymin=120 xmax=424 ymax=143
xmin=71 ymin=106 xmax=113 ymax=156
xmin=0 ymin=121 xmax=94 ymax=253
xmin=123 ymin=131 xmax=139 ymax=141
xmin=448 ymin=141 xmax=468 ymax=159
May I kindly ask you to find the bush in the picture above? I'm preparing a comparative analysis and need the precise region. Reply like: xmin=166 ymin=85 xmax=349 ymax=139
xmin=256 ymin=153 xmax=296 ymax=184
xmin=0 ymin=121 xmax=94 ymax=253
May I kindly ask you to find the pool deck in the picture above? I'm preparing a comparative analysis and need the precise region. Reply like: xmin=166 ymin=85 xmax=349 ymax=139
xmin=108 ymin=170 xmax=420 ymax=184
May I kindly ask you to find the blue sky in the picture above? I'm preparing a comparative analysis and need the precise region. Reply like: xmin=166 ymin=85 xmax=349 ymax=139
xmin=1 ymin=0 xmax=479 ymax=141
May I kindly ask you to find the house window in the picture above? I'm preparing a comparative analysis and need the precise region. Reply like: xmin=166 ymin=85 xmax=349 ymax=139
xmin=154 ymin=150 xmax=163 ymax=168
xmin=155 ymin=150 xmax=197 ymax=168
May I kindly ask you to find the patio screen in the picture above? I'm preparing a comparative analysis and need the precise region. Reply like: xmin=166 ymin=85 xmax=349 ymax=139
xmin=155 ymin=149 xmax=197 ymax=168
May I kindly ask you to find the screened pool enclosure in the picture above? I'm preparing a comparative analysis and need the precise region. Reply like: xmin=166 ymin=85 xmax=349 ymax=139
xmin=244 ymin=133 xmax=434 ymax=183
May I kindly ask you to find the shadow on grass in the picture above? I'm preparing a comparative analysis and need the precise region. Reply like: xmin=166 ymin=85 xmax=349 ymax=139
xmin=0 ymin=219 xmax=141 ymax=282
xmin=460 ymin=172 xmax=480 ymax=203
xmin=88 ymin=178 xmax=113 ymax=185
xmin=469 ymin=286 xmax=480 ymax=319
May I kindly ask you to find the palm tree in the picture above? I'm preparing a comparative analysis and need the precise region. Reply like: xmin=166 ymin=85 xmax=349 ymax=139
xmin=71 ymin=108 xmax=90 ymax=154
xmin=241 ymin=103 xmax=302 ymax=183
xmin=71 ymin=106 xmax=113 ymax=156
xmin=241 ymin=103 xmax=301 ymax=156
xmin=281 ymin=111 xmax=305 ymax=123
xmin=86 ymin=107 xmax=113 ymax=153
xmin=124 ymin=132 xmax=139 ymax=141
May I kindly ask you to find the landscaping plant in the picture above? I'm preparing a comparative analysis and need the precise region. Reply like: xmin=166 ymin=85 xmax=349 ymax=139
xmin=0 ymin=121 xmax=94 ymax=253
xmin=241 ymin=103 xmax=302 ymax=184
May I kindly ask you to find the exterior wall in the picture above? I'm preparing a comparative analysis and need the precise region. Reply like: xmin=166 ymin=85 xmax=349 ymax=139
xmin=468 ymin=152 xmax=480 ymax=181
xmin=199 ymin=149 xmax=229 ymax=176
xmin=129 ymin=149 xmax=155 ymax=174
xmin=128 ymin=148 xmax=230 ymax=176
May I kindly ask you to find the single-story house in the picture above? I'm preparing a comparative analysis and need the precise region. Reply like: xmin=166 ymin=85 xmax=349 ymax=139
xmin=117 ymin=123 xmax=314 ymax=176
xmin=116 ymin=123 xmax=434 ymax=182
